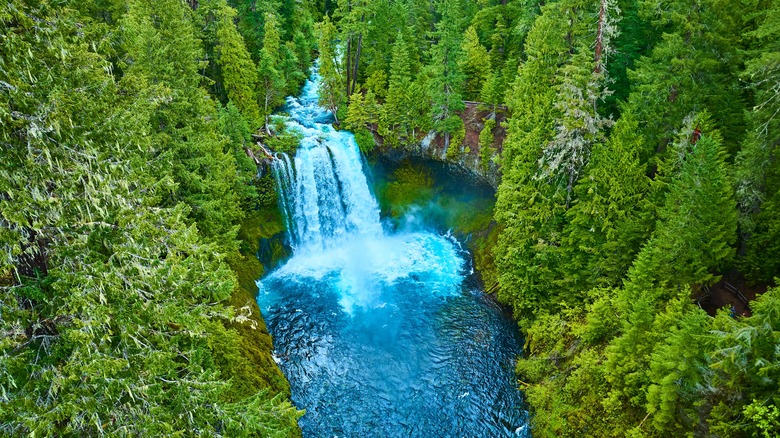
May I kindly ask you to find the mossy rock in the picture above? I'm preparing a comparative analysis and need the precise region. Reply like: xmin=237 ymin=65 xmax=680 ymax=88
xmin=222 ymin=207 xmax=302 ymax=436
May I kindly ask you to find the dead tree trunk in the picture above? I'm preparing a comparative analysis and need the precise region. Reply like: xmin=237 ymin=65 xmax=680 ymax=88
xmin=594 ymin=0 xmax=606 ymax=73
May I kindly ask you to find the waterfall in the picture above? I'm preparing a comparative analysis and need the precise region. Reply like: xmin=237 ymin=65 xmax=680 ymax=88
xmin=258 ymin=62 xmax=529 ymax=437
xmin=271 ymin=66 xmax=382 ymax=253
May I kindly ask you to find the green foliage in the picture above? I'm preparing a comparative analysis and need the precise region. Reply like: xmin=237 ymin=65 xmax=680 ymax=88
xmin=0 ymin=0 xmax=309 ymax=435
xmin=315 ymin=16 xmax=345 ymax=121
xmin=258 ymin=12 xmax=288 ymax=128
xmin=561 ymin=110 xmax=651 ymax=292
xmin=743 ymin=401 xmax=780 ymax=438
xmin=344 ymin=90 xmax=379 ymax=132
xmin=628 ymin=132 xmax=737 ymax=291
xmin=265 ymin=117 xmax=304 ymax=155
xmin=215 ymin=2 xmax=261 ymax=124
xmin=427 ymin=0 xmax=466 ymax=145
xmin=353 ymin=127 xmax=376 ymax=153
xmin=460 ymin=26 xmax=491 ymax=101
xmin=485 ymin=0 xmax=774 ymax=436
xmin=479 ymin=118 xmax=497 ymax=170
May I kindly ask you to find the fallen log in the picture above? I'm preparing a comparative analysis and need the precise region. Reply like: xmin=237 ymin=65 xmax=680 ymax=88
xmin=244 ymin=147 xmax=261 ymax=165
xmin=256 ymin=142 xmax=276 ymax=160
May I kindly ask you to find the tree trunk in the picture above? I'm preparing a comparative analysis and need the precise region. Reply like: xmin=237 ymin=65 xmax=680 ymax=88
xmin=594 ymin=0 xmax=606 ymax=73
xmin=351 ymin=33 xmax=363 ymax=96
xmin=346 ymin=37 xmax=352 ymax=102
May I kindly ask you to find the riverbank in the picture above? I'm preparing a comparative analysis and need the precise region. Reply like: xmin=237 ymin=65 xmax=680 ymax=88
xmin=369 ymin=102 xmax=509 ymax=189
xmin=225 ymin=206 xmax=302 ymax=437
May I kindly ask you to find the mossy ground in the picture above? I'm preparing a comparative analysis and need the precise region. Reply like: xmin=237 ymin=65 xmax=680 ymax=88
xmin=224 ymin=206 xmax=302 ymax=436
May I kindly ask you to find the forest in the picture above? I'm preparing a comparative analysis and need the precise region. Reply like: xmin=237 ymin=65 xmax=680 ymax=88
xmin=1 ymin=0 xmax=316 ymax=435
xmin=2 ymin=0 xmax=780 ymax=436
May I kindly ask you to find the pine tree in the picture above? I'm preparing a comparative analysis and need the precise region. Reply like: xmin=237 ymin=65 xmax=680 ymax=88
xmin=624 ymin=0 xmax=749 ymax=161
xmin=479 ymin=118 xmax=497 ymax=171
xmin=215 ymin=2 xmax=261 ymax=124
xmin=344 ymin=90 xmax=379 ymax=131
xmin=459 ymin=26 xmax=491 ymax=101
xmin=258 ymin=12 xmax=287 ymax=131
xmin=427 ymin=0 xmax=466 ymax=153
xmin=316 ymin=15 xmax=345 ymax=123
xmin=561 ymin=110 xmax=651 ymax=292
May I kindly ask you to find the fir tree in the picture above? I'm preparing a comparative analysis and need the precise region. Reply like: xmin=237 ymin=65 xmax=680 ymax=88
xmin=561 ymin=110 xmax=651 ymax=292
xmin=316 ymin=15 xmax=345 ymax=123
xmin=258 ymin=12 xmax=287 ymax=131
xmin=427 ymin=0 xmax=466 ymax=153
xmin=459 ymin=26 xmax=491 ymax=101
xmin=215 ymin=2 xmax=261 ymax=124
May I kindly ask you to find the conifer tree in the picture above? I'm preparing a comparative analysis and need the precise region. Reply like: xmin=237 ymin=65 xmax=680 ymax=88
xmin=735 ymin=0 xmax=780 ymax=282
xmin=708 ymin=286 xmax=780 ymax=437
xmin=494 ymin=0 xmax=602 ymax=316
xmin=561 ymin=110 xmax=651 ymax=292
xmin=122 ymin=0 xmax=244 ymax=250
xmin=645 ymin=304 xmax=713 ymax=435
xmin=0 ymin=2 xmax=302 ymax=434
xmin=316 ymin=15 xmax=345 ymax=123
xmin=427 ymin=0 xmax=466 ymax=153
xmin=215 ymin=2 xmax=261 ymax=124
xmin=258 ymin=12 xmax=287 ymax=131
xmin=626 ymin=131 xmax=737 ymax=293
xmin=380 ymin=31 xmax=414 ymax=147
xmin=459 ymin=26 xmax=491 ymax=101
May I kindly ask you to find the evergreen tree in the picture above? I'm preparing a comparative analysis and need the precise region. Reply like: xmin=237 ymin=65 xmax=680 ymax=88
xmin=708 ymin=286 xmax=780 ymax=437
xmin=427 ymin=0 xmax=466 ymax=153
xmin=494 ymin=0 xmax=604 ymax=316
xmin=258 ymin=12 xmax=288 ymax=131
xmin=561 ymin=110 xmax=651 ymax=292
xmin=479 ymin=118 xmax=497 ymax=171
xmin=215 ymin=2 xmax=261 ymax=124
xmin=316 ymin=15 xmax=345 ymax=122
xmin=0 ymin=1 xmax=301 ymax=434
xmin=624 ymin=0 xmax=749 ymax=161
xmin=626 ymin=132 xmax=737 ymax=293
xmin=736 ymin=0 xmax=780 ymax=283
xmin=122 ymin=0 xmax=244 ymax=251
xmin=539 ymin=50 xmax=613 ymax=205
xmin=645 ymin=304 xmax=713 ymax=435
xmin=380 ymin=31 xmax=415 ymax=147
xmin=459 ymin=26 xmax=491 ymax=101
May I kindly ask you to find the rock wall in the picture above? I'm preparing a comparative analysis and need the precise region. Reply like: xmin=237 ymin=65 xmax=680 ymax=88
xmin=372 ymin=102 xmax=508 ymax=188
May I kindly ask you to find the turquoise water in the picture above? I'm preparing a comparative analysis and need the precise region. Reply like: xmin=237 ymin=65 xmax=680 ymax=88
xmin=258 ymin=65 xmax=529 ymax=437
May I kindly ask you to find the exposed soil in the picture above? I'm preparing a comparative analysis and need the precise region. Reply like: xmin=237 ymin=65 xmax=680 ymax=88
xmin=694 ymin=272 xmax=769 ymax=317
xmin=427 ymin=102 xmax=509 ymax=159
xmin=369 ymin=101 xmax=509 ymax=187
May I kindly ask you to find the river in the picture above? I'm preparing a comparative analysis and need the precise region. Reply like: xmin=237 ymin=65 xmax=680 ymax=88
xmin=257 ymin=64 xmax=529 ymax=437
